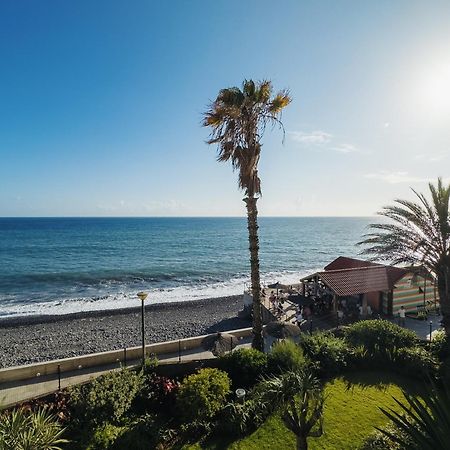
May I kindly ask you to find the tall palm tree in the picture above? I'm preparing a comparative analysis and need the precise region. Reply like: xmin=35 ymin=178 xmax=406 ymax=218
xmin=359 ymin=178 xmax=450 ymax=333
xmin=255 ymin=371 xmax=324 ymax=450
xmin=203 ymin=80 xmax=291 ymax=351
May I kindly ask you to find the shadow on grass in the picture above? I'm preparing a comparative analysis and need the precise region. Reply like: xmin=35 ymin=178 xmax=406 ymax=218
xmin=339 ymin=369 xmax=426 ymax=397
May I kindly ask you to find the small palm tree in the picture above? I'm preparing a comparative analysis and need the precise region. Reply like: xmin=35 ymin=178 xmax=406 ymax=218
xmin=359 ymin=178 xmax=450 ymax=334
xmin=203 ymin=79 xmax=291 ymax=351
xmin=256 ymin=371 xmax=324 ymax=450
xmin=0 ymin=407 xmax=68 ymax=449
xmin=378 ymin=384 xmax=450 ymax=449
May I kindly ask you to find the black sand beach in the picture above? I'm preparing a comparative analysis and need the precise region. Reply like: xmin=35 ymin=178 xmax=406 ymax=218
xmin=0 ymin=295 xmax=249 ymax=368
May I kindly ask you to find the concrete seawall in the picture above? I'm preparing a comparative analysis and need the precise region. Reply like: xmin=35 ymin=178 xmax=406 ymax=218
xmin=0 ymin=327 xmax=253 ymax=384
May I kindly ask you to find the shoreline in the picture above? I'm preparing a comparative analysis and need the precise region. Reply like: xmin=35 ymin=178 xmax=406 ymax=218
xmin=0 ymin=295 xmax=249 ymax=368
xmin=0 ymin=295 xmax=244 ymax=328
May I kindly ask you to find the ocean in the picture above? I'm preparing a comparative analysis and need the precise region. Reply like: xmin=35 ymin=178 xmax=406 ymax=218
xmin=0 ymin=217 xmax=374 ymax=318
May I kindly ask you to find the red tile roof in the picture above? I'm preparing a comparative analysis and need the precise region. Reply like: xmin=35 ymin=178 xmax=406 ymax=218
xmin=300 ymin=256 xmax=409 ymax=296
xmin=324 ymin=256 xmax=381 ymax=271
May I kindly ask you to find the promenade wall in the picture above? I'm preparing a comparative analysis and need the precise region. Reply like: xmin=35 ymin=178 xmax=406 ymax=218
xmin=0 ymin=327 xmax=252 ymax=384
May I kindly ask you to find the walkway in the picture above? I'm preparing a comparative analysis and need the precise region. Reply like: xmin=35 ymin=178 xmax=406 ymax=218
xmin=0 ymin=338 xmax=252 ymax=409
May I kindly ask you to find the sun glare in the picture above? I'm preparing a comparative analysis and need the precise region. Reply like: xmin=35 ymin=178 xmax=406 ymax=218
xmin=415 ymin=60 xmax=450 ymax=118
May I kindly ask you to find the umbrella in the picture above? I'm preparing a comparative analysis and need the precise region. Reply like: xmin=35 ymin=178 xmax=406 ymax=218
xmin=264 ymin=321 xmax=301 ymax=339
xmin=202 ymin=332 xmax=238 ymax=356
xmin=268 ymin=281 xmax=286 ymax=295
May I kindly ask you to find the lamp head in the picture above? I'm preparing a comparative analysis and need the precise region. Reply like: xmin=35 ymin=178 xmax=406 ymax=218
xmin=137 ymin=291 xmax=148 ymax=301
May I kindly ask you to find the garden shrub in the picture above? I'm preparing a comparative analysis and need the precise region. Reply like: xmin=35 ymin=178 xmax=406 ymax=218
xmin=136 ymin=373 xmax=179 ymax=415
xmin=429 ymin=330 xmax=450 ymax=360
xmin=69 ymin=367 xmax=143 ymax=426
xmin=218 ymin=348 xmax=268 ymax=388
xmin=111 ymin=414 xmax=176 ymax=450
xmin=267 ymin=340 xmax=307 ymax=374
xmin=86 ymin=423 xmax=124 ymax=450
xmin=390 ymin=346 xmax=439 ymax=379
xmin=217 ymin=399 xmax=268 ymax=437
xmin=177 ymin=368 xmax=231 ymax=423
xmin=300 ymin=331 xmax=349 ymax=376
xmin=345 ymin=319 xmax=417 ymax=352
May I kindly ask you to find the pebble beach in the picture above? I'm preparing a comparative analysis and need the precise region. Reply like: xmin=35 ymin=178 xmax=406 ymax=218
xmin=0 ymin=295 xmax=249 ymax=368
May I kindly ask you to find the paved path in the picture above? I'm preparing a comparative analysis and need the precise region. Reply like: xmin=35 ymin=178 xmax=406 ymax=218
xmin=0 ymin=338 xmax=252 ymax=409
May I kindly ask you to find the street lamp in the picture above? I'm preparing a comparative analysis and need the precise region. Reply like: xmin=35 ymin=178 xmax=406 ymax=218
xmin=137 ymin=291 xmax=148 ymax=366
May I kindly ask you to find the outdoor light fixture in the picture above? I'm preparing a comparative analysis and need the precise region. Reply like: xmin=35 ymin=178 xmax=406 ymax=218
xmin=236 ymin=388 xmax=246 ymax=403
xmin=137 ymin=291 xmax=149 ymax=366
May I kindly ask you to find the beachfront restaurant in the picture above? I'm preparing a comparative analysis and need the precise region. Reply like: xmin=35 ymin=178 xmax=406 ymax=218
xmin=300 ymin=257 xmax=438 ymax=317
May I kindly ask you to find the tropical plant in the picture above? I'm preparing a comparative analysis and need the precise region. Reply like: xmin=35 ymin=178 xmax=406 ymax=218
xmin=0 ymin=407 xmax=68 ymax=450
xmin=255 ymin=371 xmax=324 ymax=450
xmin=378 ymin=384 xmax=450 ymax=449
xmin=203 ymin=79 xmax=291 ymax=350
xmin=359 ymin=178 xmax=450 ymax=334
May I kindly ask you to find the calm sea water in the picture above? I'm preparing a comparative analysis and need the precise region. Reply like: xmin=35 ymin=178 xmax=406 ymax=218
xmin=0 ymin=217 xmax=374 ymax=317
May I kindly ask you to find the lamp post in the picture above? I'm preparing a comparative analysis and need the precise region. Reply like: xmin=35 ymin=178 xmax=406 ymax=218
xmin=429 ymin=320 xmax=433 ymax=342
xmin=137 ymin=291 xmax=148 ymax=366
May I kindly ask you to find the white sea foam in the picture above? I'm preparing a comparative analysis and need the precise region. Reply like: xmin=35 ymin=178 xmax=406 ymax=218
xmin=0 ymin=268 xmax=321 ymax=318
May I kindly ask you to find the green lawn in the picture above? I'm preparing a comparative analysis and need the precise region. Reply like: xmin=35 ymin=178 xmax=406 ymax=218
xmin=186 ymin=371 xmax=422 ymax=450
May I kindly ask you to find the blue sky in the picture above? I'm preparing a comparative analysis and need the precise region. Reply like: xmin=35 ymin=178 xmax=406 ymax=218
xmin=1 ymin=0 xmax=449 ymax=217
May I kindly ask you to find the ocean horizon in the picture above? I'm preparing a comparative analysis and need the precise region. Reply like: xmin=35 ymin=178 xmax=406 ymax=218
xmin=0 ymin=217 xmax=377 ymax=318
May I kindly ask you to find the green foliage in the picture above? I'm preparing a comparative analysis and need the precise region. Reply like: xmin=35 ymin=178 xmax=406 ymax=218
xmin=218 ymin=348 xmax=268 ymax=388
xmin=391 ymin=346 xmax=439 ymax=379
xmin=86 ymin=423 xmax=123 ymax=450
xmin=218 ymin=399 xmax=269 ymax=437
xmin=345 ymin=320 xmax=417 ymax=352
xmin=378 ymin=383 xmax=450 ymax=450
xmin=300 ymin=331 xmax=349 ymax=376
xmin=111 ymin=414 xmax=176 ymax=450
xmin=142 ymin=354 xmax=159 ymax=374
xmin=359 ymin=423 xmax=412 ymax=449
xmin=69 ymin=368 xmax=143 ymax=426
xmin=267 ymin=340 xmax=307 ymax=375
xmin=177 ymin=368 xmax=231 ymax=423
xmin=429 ymin=330 xmax=450 ymax=360
xmin=0 ymin=407 xmax=68 ymax=450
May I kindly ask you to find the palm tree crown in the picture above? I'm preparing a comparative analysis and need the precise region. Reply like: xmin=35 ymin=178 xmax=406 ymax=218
xmin=203 ymin=79 xmax=291 ymax=197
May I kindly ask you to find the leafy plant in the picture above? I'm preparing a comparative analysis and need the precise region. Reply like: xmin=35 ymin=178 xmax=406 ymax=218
xmin=267 ymin=339 xmax=307 ymax=375
xmin=218 ymin=348 xmax=268 ymax=388
xmin=0 ymin=407 xmax=68 ymax=450
xmin=177 ymin=368 xmax=231 ymax=423
xmin=345 ymin=319 xmax=417 ymax=352
xmin=359 ymin=423 xmax=412 ymax=449
xmin=255 ymin=370 xmax=324 ymax=450
xmin=69 ymin=367 xmax=143 ymax=426
xmin=300 ymin=331 xmax=349 ymax=376
xmin=378 ymin=384 xmax=450 ymax=449
xmin=390 ymin=346 xmax=439 ymax=379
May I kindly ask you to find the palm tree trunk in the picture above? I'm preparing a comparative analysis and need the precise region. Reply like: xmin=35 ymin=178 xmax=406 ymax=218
xmin=437 ymin=266 xmax=450 ymax=335
xmin=296 ymin=435 xmax=308 ymax=450
xmin=244 ymin=196 xmax=263 ymax=351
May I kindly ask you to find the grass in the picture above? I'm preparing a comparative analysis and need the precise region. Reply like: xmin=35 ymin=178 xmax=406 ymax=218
xmin=185 ymin=370 xmax=422 ymax=450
